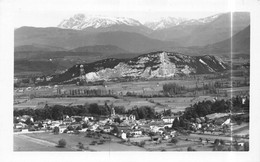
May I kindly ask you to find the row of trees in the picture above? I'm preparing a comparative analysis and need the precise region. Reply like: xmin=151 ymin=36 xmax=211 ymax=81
xmin=163 ymin=83 xmax=186 ymax=95
xmin=14 ymin=103 xmax=158 ymax=121
xmin=162 ymin=82 xmax=235 ymax=96
xmin=14 ymin=103 xmax=114 ymax=121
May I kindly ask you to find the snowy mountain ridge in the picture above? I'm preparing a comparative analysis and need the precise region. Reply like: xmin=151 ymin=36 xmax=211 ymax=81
xmin=58 ymin=13 xmax=223 ymax=30
xmin=58 ymin=14 xmax=142 ymax=30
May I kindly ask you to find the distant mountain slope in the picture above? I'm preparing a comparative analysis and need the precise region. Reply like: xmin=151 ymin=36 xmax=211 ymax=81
xmin=14 ymin=27 xmax=177 ymax=53
xmin=14 ymin=44 xmax=66 ymax=52
xmin=149 ymin=12 xmax=250 ymax=46
xmin=49 ymin=51 xmax=229 ymax=83
xmin=204 ymin=25 xmax=250 ymax=54
xmin=69 ymin=45 xmax=129 ymax=54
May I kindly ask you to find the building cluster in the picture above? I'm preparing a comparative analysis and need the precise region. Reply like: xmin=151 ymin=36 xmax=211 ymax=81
xmin=13 ymin=109 xmax=179 ymax=142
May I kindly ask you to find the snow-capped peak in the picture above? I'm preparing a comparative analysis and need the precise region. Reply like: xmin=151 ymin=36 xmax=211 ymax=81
xmin=196 ymin=13 xmax=221 ymax=23
xmin=181 ymin=13 xmax=222 ymax=25
xmin=58 ymin=14 xmax=142 ymax=30
xmin=144 ymin=13 xmax=223 ymax=30
xmin=144 ymin=17 xmax=188 ymax=30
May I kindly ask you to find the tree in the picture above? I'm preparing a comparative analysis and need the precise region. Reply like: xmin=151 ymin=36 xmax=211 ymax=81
xmin=170 ymin=138 xmax=178 ymax=145
xmin=187 ymin=147 xmax=196 ymax=151
xmin=52 ymin=105 xmax=64 ymax=120
xmin=82 ymin=122 xmax=89 ymax=129
xmin=220 ymin=139 xmax=225 ymax=145
xmin=13 ymin=118 xmax=19 ymax=124
xmin=148 ymin=132 xmax=156 ymax=138
xmin=214 ymin=139 xmax=220 ymax=146
xmin=77 ymin=142 xmax=84 ymax=150
xmin=111 ymin=125 xmax=120 ymax=136
xmin=38 ymin=122 xmax=43 ymax=128
xmin=58 ymin=139 xmax=66 ymax=148
xmin=25 ymin=118 xmax=33 ymax=126
xmin=67 ymin=125 xmax=74 ymax=131
xmin=172 ymin=118 xmax=180 ymax=129
xmin=244 ymin=142 xmax=249 ymax=151
xmin=53 ymin=126 xmax=60 ymax=135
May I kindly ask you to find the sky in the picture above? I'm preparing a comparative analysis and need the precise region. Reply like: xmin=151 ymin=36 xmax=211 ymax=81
xmin=8 ymin=0 xmax=254 ymax=28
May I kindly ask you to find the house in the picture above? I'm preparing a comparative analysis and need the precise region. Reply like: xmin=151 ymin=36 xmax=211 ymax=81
xmin=83 ymin=116 xmax=94 ymax=122
xmin=151 ymin=135 xmax=161 ymax=141
xmin=121 ymin=132 xmax=127 ymax=140
xmin=17 ymin=115 xmax=33 ymax=123
xmin=89 ymin=124 xmax=99 ymax=131
xmin=162 ymin=117 xmax=175 ymax=124
xmin=196 ymin=118 xmax=202 ymax=124
xmin=51 ymin=121 xmax=61 ymax=127
xmin=79 ymin=128 xmax=88 ymax=132
xmin=150 ymin=125 xmax=164 ymax=133
xmin=170 ymin=130 xmax=177 ymax=137
xmin=130 ymin=130 xmax=142 ymax=137
xmin=43 ymin=119 xmax=52 ymax=125
xmin=103 ymin=126 xmax=113 ymax=133
xmin=222 ymin=118 xmax=231 ymax=126
xmin=59 ymin=126 xmax=67 ymax=133
xmin=164 ymin=124 xmax=172 ymax=129
xmin=128 ymin=114 xmax=136 ymax=121
xmin=14 ymin=122 xmax=27 ymax=129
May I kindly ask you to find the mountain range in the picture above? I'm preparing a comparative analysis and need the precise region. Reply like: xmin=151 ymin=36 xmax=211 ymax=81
xmin=15 ymin=12 xmax=250 ymax=52
xmin=14 ymin=12 xmax=250 ymax=76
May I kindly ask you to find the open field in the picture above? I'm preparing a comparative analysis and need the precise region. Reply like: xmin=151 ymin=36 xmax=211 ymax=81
xmin=14 ymin=134 xmax=73 ymax=151
xmin=14 ymin=95 xmax=226 ymax=112
xmin=14 ymin=74 xmax=249 ymax=113
xmin=18 ymin=132 xmax=145 ymax=151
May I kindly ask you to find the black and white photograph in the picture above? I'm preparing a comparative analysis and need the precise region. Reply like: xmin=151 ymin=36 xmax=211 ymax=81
xmin=1 ymin=0 xmax=260 ymax=161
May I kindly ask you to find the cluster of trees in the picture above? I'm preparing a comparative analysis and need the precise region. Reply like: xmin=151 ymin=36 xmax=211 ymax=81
xmin=14 ymin=102 xmax=158 ymax=121
xmin=126 ymin=106 xmax=157 ymax=120
xmin=182 ymin=100 xmax=230 ymax=121
xmin=176 ymin=95 xmax=249 ymax=126
xmin=14 ymin=103 xmax=113 ymax=121
xmin=163 ymin=83 xmax=186 ymax=95
xmin=232 ymin=96 xmax=249 ymax=112
xmin=172 ymin=116 xmax=189 ymax=130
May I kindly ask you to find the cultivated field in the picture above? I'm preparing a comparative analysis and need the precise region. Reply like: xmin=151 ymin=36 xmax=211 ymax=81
xmin=14 ymin=78 xmax=239 ymax=112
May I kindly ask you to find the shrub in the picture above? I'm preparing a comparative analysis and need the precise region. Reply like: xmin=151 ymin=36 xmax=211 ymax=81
xmin=77 ymin=142 xmax=84 ymax=150
xmin=53 ymin=126 xmax=60 ymax=134
xmin=187 ymin=147 xmax=196 ymax=151
xmin=58 ymin=139 xmax=66 ymax=148
xmin=82 ymin=122 xmax=88 ymax=128
xmin=76 ymin=126 xmax=82 ymax=130
xmin=244 ymin=142 xmax=249 ymax=151
xmin=139 ymin=141 xmax=145 ymax=147
xmin=170 ymin=138 xmax=178 ymax=145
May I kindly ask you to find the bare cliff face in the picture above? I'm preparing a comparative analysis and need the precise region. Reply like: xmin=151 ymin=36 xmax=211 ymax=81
xmin=48 ymin=51 xmax=229 ymax=84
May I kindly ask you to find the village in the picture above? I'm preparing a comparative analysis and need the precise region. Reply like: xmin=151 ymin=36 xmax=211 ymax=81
xmin=14 ymin=98 xmax=249 ymax=151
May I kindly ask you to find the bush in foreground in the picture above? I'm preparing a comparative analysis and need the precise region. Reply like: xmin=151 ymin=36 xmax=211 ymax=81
xmin=58 ymin=139 xmax=66 ymax=148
